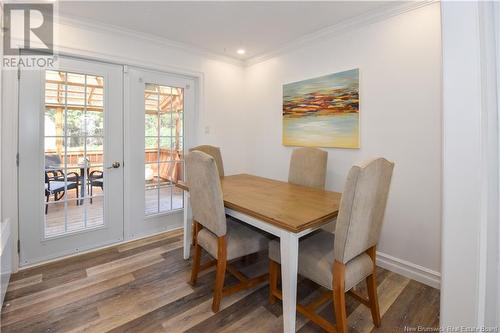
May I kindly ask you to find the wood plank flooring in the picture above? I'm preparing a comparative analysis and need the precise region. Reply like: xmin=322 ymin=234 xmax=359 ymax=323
xmin=1 ymin=230 xmax=440 ymax=333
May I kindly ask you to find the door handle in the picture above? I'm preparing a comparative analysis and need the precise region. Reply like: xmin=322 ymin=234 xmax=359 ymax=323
xmin=107 ymin=161 xmax=121 ymax=169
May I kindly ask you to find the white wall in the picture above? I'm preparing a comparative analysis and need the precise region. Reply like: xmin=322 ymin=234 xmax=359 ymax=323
xmin=243 ymin=3 xmax=442 ymax=286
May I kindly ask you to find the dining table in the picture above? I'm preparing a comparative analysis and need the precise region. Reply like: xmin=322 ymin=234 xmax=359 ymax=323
xmin=175 ymin=173 xmax=341 ymax=333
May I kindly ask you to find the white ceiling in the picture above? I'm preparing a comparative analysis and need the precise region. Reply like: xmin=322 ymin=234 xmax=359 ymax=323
xmin=58 ymin=1 xmax=401 ymax=61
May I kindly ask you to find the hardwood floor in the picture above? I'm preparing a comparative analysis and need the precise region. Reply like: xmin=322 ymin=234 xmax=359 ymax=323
xmin=1 ymin=230 xmax=440 ymax=333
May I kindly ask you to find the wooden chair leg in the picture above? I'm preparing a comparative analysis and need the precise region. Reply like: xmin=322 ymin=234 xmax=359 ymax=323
xmin=366 ymin=274 xmax=381 ymax=327
xmin=268 ymin=260 xmax=279 ymax=304
xmin=191 ymin=219 xmax=197 ymax=246
xmin=190 ymin=222 xmax=202 ymax=285
xmin=212 ymin=236 xmax=227 ymax=313
xmin=366 ymin=246 xmax=381 ymax=327
xmin=333 ymin=261 xmax=348 ymax=333
xmin=190 ymin=243 xmax=202 ymax=285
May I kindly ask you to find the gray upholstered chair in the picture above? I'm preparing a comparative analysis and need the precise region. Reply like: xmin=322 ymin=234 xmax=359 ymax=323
xmin=188 ymin=145 xmax=225 ymax=244
xmin=268 ymin=158 xmax=394 ymax=333
xmin=288 ymin=147 xmax=333 ymax=231
xmin=288 ymin=147 xmax=328 ymax=189
xmin=186 ymin=151 xmax=269 ymax=312
xmin=189 ymin=145 xmax=224 ymax=177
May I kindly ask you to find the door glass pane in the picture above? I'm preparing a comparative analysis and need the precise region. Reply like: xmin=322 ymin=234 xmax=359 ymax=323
xmin=65 ymin=110 xmax=85 ymax=137
xmin=173 ymin=186 xmax=184 ymax=210
xmin=144 ymin=83 xmax=184 ymax=216
xmin=44 ymin=70 xmax=105 ymax=238
xmin=86 ymin=111 xmax=104 ymax=136
xmin=145 ymin=138 xmax=158 ymax=163
xmin=159 ymin=186 xmax=172 ymax=212
xmin=145 ymin=187 xmax=159 ymax=215
xmin=66 ymin=199 xmax=85 ymax=232
xmin=44 ymin=201 xmax=65 ymax=237
xmin=159 ymin=137 xmax=172 ymax=162
xmin=145 ymin=114 xmax=159 ymax=137
xmin=160 ymin=113 xmax=172 ymax=137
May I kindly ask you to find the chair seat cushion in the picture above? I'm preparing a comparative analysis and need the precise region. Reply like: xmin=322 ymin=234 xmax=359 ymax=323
xmin=268 ymin=230 xmax=373 ymax=291
xmin=47 ymin=181 xmax=77 ymax=193
xmin=197 ymin=218 xmax=270 ymax=261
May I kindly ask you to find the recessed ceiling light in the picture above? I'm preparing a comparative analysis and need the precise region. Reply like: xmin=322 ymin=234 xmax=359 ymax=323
xmin=236 ymin=49 xmax=246 ymax=55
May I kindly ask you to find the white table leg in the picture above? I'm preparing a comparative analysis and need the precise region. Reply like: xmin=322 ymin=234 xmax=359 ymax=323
xmin=280 ymin=231 xmax=299 ymax=333
xmin=183 ymin=191 xmax=191 ymax=260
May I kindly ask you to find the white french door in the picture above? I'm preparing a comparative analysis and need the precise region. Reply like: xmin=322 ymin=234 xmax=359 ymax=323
xmin=19 ymin=56 xmax=124 ymax=265
xmin=125 ymin=67 xmax=195 ymax=238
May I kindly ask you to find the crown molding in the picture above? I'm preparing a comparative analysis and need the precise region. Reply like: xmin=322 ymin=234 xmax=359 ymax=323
xmin=244 ymin=0 xmax=438 ymax=67
xmin=55 ymin=1 xmax=437 ymax=69
xmin=56 ymin=15 xmax=245 ymax=67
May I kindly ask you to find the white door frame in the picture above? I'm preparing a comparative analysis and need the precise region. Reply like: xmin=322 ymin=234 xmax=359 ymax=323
xmin=441 ymin=1 xmax=500 ymax=328
xmin=18 ymin=56 xmax=124 ymax=265
xmin=124 ymin=66 xmax=196 ymax=240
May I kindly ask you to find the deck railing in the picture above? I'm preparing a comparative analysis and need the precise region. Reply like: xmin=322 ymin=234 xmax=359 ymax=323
xmin=45 ymin=148 xmax=184 ymax=182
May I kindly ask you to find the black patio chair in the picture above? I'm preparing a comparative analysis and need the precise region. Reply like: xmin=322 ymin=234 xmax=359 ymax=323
xmin=89 ymin=170 xmax=103 ymax=204
xmin=44 ymin=154 xmax=80 ymax=214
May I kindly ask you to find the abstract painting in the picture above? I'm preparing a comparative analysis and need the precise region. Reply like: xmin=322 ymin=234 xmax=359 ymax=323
xmin=282 ymin=68 xmax=359 ymax=148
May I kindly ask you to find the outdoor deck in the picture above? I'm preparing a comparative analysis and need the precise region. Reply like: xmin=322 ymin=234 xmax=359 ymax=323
xmin=45 ymin=186 xmax=184 ymax=238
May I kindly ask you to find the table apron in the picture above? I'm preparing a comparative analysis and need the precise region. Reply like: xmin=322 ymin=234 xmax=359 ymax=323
xmin=225 ymin=208 xmax=321 ymax=238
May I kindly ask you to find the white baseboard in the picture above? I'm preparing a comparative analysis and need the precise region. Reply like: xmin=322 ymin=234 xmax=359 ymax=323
xmin=376 ymin=251 xmax=441 ymax=289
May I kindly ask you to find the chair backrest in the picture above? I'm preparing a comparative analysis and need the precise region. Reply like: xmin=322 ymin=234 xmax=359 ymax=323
xmin=185 ymin=151 xmax=227 ymax=237
xmin=189 ymin=145 xmax=224 ymax=177
xmin=45 ymin=154 xmax=62 ymax=169
xmin=288 ymin=147 xmax=328 ymax=189
xmin=333 ymin=158 xmax=394 ymax=264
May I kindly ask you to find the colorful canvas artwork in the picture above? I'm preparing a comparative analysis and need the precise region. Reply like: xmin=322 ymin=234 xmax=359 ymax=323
xmin=282 ymin=68 xmax=360 ymax=148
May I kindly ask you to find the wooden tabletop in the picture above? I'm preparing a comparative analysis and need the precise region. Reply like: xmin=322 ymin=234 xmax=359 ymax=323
xmin=177 ymin=174 xmax=341 ymax=233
